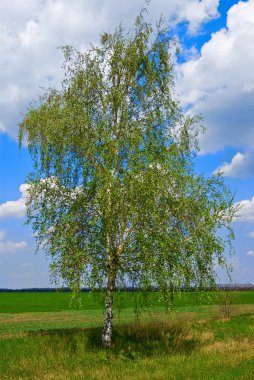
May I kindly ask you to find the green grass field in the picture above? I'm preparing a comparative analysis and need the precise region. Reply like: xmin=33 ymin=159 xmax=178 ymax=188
xmin=0 ymin=291 xmax=253 ymax=379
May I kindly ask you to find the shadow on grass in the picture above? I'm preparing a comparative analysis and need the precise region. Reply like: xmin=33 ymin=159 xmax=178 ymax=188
xmin=28 ymin=320 xmax=199 ymax=359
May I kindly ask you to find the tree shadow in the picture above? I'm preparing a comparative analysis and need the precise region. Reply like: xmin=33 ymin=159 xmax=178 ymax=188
xmin=28 ymin=320 xmax=199 ymax=359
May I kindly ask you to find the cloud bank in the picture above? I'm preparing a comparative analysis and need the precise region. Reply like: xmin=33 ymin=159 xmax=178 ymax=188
xmin=177 ymin=0 xmax=254 ymax=153
xmin=0 ymin=0 xmax=219 ymax=137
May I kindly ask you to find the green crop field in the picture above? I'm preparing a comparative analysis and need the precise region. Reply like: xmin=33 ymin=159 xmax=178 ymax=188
xmin=0 ymin=291 xmax=253 ymax=379
xmin=0 ymin=290 xmax=253 ymax=313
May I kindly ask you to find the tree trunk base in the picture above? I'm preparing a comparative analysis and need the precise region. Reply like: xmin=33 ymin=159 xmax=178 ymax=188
xmin=101 ymin=288 xmax=114 ymax=348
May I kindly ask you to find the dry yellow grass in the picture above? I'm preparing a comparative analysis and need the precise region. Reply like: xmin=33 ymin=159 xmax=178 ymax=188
xmin=202 ymin=338 xmax=254 ymax=353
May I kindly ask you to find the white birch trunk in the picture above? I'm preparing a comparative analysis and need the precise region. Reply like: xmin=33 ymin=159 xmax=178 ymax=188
xmin=101 ymin=276 xmax=114 ymax=347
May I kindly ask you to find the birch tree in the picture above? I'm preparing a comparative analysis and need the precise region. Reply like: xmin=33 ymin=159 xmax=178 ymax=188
xmin=19 ymin=11 xmax=236 ymax=347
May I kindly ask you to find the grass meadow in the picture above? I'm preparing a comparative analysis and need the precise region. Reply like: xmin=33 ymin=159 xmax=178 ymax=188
xmin=0 ymin=290 xmax=253 ymax=379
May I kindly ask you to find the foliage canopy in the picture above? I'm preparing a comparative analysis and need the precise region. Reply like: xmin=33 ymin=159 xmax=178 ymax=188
xmin=19 ymin=10 xmax=236 ymax=346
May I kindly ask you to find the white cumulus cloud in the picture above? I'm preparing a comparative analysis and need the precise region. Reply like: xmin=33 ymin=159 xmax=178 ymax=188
xmin=0 ymin=184 xmax=28 ymax=219
xmin=235 ymin=196 xmax=254 ymax=222
xmin=246 ymin=250 xmax=254 ymax=256
xmin=0 ymin=240 xmax=27 ymax=254
xmin=214 ymin=151 xmax=254 ymax=178
xmin=177 ymin=0 xmax=254 ymax=153
xmin=0 ymin=229 xmax=27 ymax=254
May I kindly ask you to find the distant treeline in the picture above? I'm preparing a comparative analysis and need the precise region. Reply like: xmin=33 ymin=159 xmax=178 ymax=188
xmin=1 ymin=284 xmax=254 ymax=292
xmin=0 ymin=288 xmax=85 ymax=293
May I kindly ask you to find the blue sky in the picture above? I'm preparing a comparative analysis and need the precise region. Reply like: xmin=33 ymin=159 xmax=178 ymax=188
xmin=0 ymin=0 xmax=254 ymax=288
